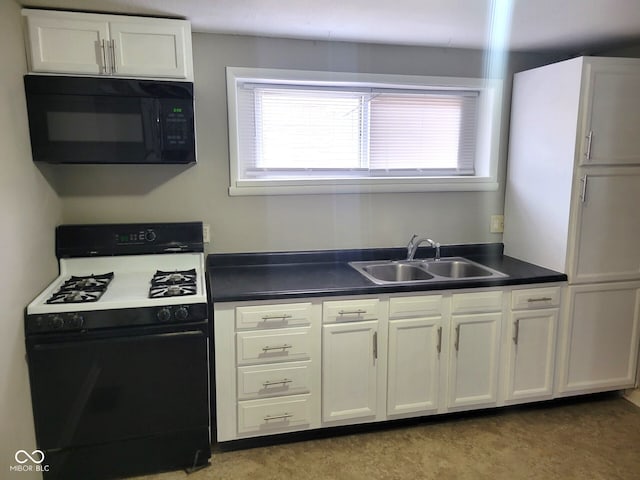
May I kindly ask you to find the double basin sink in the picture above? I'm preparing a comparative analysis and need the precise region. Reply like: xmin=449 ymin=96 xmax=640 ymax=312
xmin=349 ymin=257 xmax=508 ymax=285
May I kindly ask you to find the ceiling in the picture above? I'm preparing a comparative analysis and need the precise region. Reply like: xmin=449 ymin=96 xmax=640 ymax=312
xmin=18 ymin=0 xmax=640 ymax=52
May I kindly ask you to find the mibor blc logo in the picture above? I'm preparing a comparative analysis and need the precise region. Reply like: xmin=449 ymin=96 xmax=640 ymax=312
xmin=9 ymin=450 xmax=50 ymax=473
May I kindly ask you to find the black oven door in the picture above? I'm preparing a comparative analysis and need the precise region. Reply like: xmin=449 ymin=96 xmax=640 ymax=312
xmin=26 ymin=323 xmax=210 ymax=479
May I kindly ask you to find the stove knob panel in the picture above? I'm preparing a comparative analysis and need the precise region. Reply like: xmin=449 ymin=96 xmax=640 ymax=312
xmin=157 ymin=308 xmax=172 ymax=322
xmin=49 ymin=315 xmax=64 ymax=330
xmin=175 ymin=307 xmax=189 ymax=321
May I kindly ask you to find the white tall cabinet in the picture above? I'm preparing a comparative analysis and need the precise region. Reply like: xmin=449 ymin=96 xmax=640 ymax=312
xmin=503 ymin=56 xmax=640 ymax=396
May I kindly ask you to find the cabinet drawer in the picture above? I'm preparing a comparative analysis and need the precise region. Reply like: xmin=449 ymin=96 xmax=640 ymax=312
xmin=236 ymin=303 xmax=312 ymax=330
xmin=323 ymin=298 xmax=379 ymax=323
xmin=237 ymin=361 xmax=311 ymax=400
xmin=511 ymin=286 xmax=561 ymax=310
xmin=236 ymin=327 xmax=311 ymax=365
xmin=238 ymin=394 xmax=312 ymax=434
xmin=451 ymin=291 xmax=503 ymax=314
xmin=389 ymin=295 xmax=443 ymax=318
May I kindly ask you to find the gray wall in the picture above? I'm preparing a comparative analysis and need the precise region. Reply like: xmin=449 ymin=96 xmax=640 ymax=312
xmin=50 ymin=34 xmax=567 ymax=253
xmin=0 ymin=1 xmax=62 ymax=476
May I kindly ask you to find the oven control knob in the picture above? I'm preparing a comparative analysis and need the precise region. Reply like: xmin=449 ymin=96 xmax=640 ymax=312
xmin=157 ymin=308 xmax=172 ymax=322
xmin=67 ymin=314 xmax=84 ymax=329
xmin=145 ymin=230 xmax=157 ymax=242
xmin=49 ymin=315 xmax=64 ymax=330
xmin=175 ymin=307 xmax=189 ymax=321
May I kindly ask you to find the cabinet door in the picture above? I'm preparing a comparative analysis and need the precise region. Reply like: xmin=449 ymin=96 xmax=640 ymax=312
xmin=26 ymin=15 xmax=109 ymax=74
xmin=557 ymin=283 xmax=640 ymax=395
xmin=448 ymin=313 xmax=501 ymax=409
xmin=505 ymin=309 xmax=558 ymax=403
xmin=580 ymin=61 xmax=640 ymax=166
xmin=322 ymin=321 xmax=377 ymax=422
xmin=387 ymin=317 xmax=441 ymax=416
xmin=571 ymin=170 xmax=640 ymax=283
xmin=109 ymin=21 xmax=189 ymax=78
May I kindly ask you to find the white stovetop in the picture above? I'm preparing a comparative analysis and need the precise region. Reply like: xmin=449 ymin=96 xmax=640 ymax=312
xmin=27 ymin=253 xmax=207 ymax=314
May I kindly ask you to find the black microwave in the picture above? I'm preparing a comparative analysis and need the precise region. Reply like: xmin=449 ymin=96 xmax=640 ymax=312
xmin=24 ymin=75 xmax=196 ymax=164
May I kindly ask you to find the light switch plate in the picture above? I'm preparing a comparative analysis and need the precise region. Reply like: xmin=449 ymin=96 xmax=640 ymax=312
xmin=203 ymin=224 xmax=210 ymax=243
xmin=490 ymin=215 xmax=504 ymax=233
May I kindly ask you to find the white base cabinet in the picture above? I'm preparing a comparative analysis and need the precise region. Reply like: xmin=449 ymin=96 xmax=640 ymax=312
xmin=504 ymin=287 xmax=561 ymax=403
xmin=212 ymin=282 xmax=640 ymax=443
xmin=387 ymin=295 xmax=444 ymax=416
xmin=23 ymin=9 xmax=193 ymax=80
xmin=556 ymin=282 xmax=640 ymax=396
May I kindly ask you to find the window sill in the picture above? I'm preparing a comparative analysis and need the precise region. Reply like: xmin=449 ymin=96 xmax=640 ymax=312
xmin=229 ymin=178 xmax=499 ymax=196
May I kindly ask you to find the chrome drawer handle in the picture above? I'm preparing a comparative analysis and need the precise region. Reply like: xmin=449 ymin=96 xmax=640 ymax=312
xmin=262 ymin=378 xmax=293 ymax=387
xmin=264 ymin=413 xmax=292 ymax=421
xmin=262 ymin=344 xmax=292 ymax=352
xmin=338 ymin=309 xmax=366 ymax=316
xmin=261 ymin=314 xmax=292 ymax=321
xmin=527 ymin=297 xmax=553 ymax=303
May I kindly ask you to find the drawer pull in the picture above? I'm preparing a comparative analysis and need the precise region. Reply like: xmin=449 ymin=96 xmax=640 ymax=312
xmin=262 ymin=378 xmax=293 ymax=388
xmin=261 ymin=314 xmax=293 ymax=321
xmin=264 ymin=413 xmax=293 ymax=422
xmin=339 ymin=309 xmax=366 ymax=316
xmin=527 ymin=297 xmax=553 ymax=303
xmin=262 ymin=344 xmax=292 ymax=352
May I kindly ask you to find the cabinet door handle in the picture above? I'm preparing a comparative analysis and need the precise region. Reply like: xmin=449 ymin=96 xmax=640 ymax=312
xmin=584 ymin=130 xmax=593 ymax=160
xmin=110 ymin=39 xmax=117 ymax=74
xmin=373 ymin=331 xmax=378 ymax=362
xmin=527 ymin=297 xmax=552 ymax=303
xmin=261 ymin=314 xmax=293 ymax=321
xmin=513 ymin=320 xmax=520 ymax=345
xmin=580 ymin=175 xmax=589 ymax=203
xmin=100 ymin=39 xmax=108 ymax=74
xmin=263 ymin=413 xmax=292 ymax=422
xmin=436 ymin=326 xmax=443 ymax=354
xmin=262 ymin=344 xmax=292 ymax=352
xmin=262 ymin=378 xmax=293 ymax=388
xmin=454 ymin=324 xmax=460 ymax=352
xmin=339 ymin=309 xmax=366 ymax=316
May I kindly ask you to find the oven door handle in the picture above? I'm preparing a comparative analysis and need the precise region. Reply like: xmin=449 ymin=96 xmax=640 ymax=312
xmin=30 ymin=329 xmax=206 ymax=349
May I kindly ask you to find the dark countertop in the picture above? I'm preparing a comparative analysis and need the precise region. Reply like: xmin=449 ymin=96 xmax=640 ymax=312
xmin=206 ymin=243 xmax=567 ymax=303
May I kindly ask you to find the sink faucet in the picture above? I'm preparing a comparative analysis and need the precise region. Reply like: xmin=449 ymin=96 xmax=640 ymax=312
xmin=406 ymin=234 xmax=440 ymax=261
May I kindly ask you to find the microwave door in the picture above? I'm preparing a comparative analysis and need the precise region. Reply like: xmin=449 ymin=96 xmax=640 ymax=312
xmin=27 ymin=94 xmax=155 ymax=164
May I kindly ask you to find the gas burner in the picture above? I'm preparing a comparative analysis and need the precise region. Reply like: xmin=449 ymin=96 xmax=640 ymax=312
xmin=46 ymin=272 xmax=114 ymax=304
xmin=60 ymin=273 xmax=114 ymax=291
xmin=149 ymin=283 xmax=197 ymax=299
xmin=151 ymin=269 xmax=197 ymax=286
xmin=47 ymin=290 xmax=104 ymax=304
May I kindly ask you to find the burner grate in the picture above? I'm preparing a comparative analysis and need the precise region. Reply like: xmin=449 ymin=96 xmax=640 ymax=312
xmin=151 ymin=269 xmax=197 ymax=286
xmin=46 ymin=273 xmax=114 ymax=304
xmin=149 ymin=283 xmax=197 ymax=298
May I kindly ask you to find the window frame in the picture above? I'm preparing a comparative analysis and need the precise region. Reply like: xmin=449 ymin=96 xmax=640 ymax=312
xmin=226 ymin=67 xmax=503 ymax=196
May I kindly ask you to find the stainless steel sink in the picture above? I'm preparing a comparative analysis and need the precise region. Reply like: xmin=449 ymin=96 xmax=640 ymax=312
xmin=361 ymin=263 xmax=434 ymax=283
xmin=349 ymin=257 xmax=507 ymax=285
xmin=425 ymin=260 xmax=496 ymax=278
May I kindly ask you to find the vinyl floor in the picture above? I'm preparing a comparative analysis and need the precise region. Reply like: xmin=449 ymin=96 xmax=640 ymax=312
xmin=133 ymin=394 xmax=640 ymax=480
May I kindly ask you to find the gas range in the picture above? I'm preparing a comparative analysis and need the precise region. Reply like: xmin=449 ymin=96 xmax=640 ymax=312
xmin=24 ymin=222 xmax=211 ymax=479
xmin=26 ymin=222 xmax=208 ymax=334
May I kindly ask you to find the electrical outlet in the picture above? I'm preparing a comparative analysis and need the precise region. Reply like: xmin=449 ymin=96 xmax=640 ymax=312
xmin=490 ymin=215 xmax=504 ymax=233
xmin=203 ymin=224 xmax=211 ymax=243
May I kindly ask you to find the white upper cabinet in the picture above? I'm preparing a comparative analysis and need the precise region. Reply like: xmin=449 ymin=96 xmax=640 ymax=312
xmin=23 ymin=9 xmax=193 ymax=81
xmin=579 ymin=60 xmax=640 ymax=166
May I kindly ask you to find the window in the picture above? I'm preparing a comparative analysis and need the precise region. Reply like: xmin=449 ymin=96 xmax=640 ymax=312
xmin=227 ymin=68 xmax=503 ymax=195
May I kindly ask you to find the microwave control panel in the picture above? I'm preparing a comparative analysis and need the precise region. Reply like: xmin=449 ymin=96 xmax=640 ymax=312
xmin=162 ymin=100 xmax=193 ymax=150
